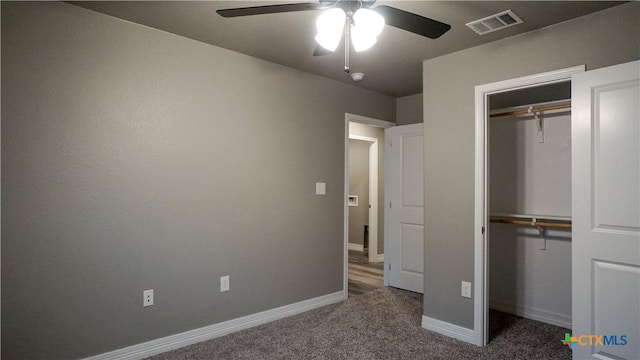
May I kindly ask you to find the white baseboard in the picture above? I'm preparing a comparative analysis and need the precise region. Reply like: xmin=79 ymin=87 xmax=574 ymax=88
xmin=489 ymin=298 xmax=572 ymax=329
xmin=422 ymin=315 xmax=477 ymax=345
xmin=85 ymin=291 xmax=345 ymax=360
xmin=348 ymin=243 xmax=364 ymax=252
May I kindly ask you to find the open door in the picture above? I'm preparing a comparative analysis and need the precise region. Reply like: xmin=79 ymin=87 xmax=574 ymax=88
xmin=572 ymin=60 xmax=640 ymax=359
xmin=384 ymin=123 xmax=424 ymax=293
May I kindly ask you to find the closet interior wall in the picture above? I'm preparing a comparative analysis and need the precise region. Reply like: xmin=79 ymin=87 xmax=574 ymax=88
xmin=488 ymin=82 xmax=572 ymax=329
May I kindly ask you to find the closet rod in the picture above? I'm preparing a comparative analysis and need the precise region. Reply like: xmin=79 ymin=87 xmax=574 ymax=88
xmin=490 ymin=102 xmax=571 ymax=118
xmin=490 ymin=216 xmax=572 ymax=229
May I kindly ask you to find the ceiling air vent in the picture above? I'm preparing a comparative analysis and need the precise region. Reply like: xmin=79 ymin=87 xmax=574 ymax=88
xmin=466 ymin=10 xmax=523 ymax=35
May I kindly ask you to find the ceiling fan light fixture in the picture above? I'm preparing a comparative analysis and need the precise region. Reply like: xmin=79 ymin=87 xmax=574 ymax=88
xmin=315 ymin=8 xmax=346 ymax=51
xmin=351 ymin=32 xmax=377 ymax=52
xmin=351 ymin=8 xmax=385 ymax=52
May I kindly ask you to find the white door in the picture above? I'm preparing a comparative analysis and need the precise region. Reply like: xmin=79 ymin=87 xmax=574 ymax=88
xmin=385 ymin=123 xmax=424 ymax=293
xmin=572 ymin=60 xmax=640 ymax=360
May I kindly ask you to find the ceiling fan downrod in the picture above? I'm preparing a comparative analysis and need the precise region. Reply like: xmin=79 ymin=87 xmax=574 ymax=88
xmin=344 ymin=14 xmax=351 ymax=73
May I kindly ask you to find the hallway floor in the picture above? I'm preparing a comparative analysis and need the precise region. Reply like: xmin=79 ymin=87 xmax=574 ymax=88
xmin=348 ymin=249 xmax=383 ymax=297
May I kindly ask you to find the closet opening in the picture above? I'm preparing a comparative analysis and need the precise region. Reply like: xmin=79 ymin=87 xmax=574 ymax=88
xmin=472 ymin=65 xmax=585 ymax=347
xmin=486 ymin=81 xmax=573 ymax=347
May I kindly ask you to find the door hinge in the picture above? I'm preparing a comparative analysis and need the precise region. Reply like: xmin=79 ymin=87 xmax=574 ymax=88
xmin=482 ymin=226 xmax=485 ymax=235
xmin=388 ymin=263 xmax=391 ymax=271
xmin=389 ymin=141 xmax=392 ymax=147
xmin=389 ymin=202 xmax=392 ymax=209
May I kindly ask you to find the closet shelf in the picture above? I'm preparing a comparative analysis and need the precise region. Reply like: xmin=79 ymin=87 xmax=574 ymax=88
xmin=490 ymin=214 xmax=572 ymax=229
xmin=490 ymin=100 xmax=571 ymax=119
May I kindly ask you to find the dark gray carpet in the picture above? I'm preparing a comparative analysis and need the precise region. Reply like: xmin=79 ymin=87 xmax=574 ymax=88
xmin=147 ymin=288 xmax=571 ymax=359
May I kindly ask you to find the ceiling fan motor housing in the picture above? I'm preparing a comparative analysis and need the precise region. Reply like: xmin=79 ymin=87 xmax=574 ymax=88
xmin=334 ymin=0 xmax=375 ymax=13
xmin=321 ymin=0 xmax=377 ymax=12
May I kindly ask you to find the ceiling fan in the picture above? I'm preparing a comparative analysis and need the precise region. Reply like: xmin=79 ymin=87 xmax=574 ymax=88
xmin=217 ymin=1 xmax=451 ymax=74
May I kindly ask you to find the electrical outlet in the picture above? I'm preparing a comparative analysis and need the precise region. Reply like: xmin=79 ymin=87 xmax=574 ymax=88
xmin=220 ymin=276 xmax=230 ymax=292
xmin=143 ymin=289 xmax=154 ymax=307
xmin=461 ymin=281 xmax=471 ymax=298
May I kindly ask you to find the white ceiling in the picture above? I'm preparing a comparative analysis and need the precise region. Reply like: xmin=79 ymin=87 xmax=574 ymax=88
xmin=70 ymin=1 xmax=624 ymax=97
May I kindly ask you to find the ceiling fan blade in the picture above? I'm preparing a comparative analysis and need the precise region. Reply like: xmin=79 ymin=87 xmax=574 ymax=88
xmin=313 ymin=46 xmax=333 ymax=56
xmin=217 ymin=3 xmax=326 ymax=18
xmin=373 ymin=5 xmax=451 ymax=39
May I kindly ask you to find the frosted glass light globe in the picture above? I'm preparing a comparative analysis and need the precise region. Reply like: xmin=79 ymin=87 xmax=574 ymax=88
xmin=352 ymin=8 xmax=385 ymax=52
xmin=315 ymin=8 xmax=346 ymax=51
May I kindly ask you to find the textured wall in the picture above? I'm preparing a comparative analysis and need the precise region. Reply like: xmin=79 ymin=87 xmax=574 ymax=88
xmin=422 ymin=2 xmax=640 ymax=329
xmin=1 ymin=2 xmax=395 ymax=358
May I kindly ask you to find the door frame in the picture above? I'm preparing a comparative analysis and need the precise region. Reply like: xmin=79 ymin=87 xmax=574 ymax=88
xmin=343 ymin=113 xmax=394 ymax=297
xmin=472 ymin=65 xmax=584 ymax=346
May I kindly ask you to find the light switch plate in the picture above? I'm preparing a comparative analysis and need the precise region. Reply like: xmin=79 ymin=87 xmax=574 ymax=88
xmin=315 ymin=182 xmax=326 ymax=195
xmin=220 ymin=276 xmax=230 ymax=292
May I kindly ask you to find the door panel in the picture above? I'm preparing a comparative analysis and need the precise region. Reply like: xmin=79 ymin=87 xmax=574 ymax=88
xmin=593 ymin=260 xmax=640 ymax=359
xmin=401 ymin=224 xmax=424 ymax=274
xmin=593 ymin=83 xmax=640 ymax=231
xmin=385 ymin=123 xmax=424 ymax=293
xmin=572 ymin=60 xmax=640 ymax=360
xmin=402 ymin=134 xmax=424 ymax=207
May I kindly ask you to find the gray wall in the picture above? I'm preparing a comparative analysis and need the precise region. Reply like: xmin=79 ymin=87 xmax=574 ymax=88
xmin=396 ymin=93 xmax=423 ymax=125
xmin=422 ymin=2 xmax=640 ymax=329
xmin=348 ymin=140 xmax=370 ymax=247
xmin=348 ymin=122 xmax=385 ymax=254
xmin=0 ymin=2 xmax=395 ymax=358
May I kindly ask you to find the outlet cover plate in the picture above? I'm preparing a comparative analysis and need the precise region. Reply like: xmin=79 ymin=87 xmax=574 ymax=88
xmin=143 ymin=289 xmax=154 ymax=307
xmin=461 ymin=281 xmax=472 ymax=298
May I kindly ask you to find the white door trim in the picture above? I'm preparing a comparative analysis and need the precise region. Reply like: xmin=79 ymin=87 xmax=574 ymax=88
xmin=473 ymin=65 xmax=584 ymax=346
xmin=344 ymin=113 xmax=394 ymax=297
